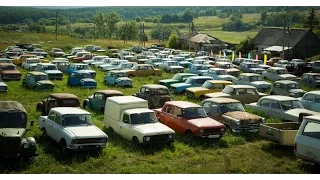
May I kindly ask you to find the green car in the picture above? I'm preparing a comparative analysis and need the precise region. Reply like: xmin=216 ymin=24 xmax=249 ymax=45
xmin=22 ymin=71 xmax=55 ymax=91
xmin=158 ymin=73 xmax=198 ymax=88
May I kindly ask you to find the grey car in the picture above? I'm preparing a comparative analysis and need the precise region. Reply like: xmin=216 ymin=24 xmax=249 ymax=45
xmin=298 ymin=73 xmax=320 ymax=88
xmin=270 ymin=80 xmax=306 ymax=98
xmin=233 ymin=73 xmax=271 ymax=93
xmin=262 ymin=67 xmax=296 ymax=81
xmin=238 ymin=62 xmax=265 ymax=74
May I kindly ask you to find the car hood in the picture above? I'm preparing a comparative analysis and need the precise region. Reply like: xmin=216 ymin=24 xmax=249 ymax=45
xmin=226 ymin=68 xmax=240 ymax=72
xmin=0 ymin=82 xmax=8 ymax=87
xmin=223 ymin=111 xmax=262 ymax=121
xmin=44 ymin=70 xmax=62 ymax=74
xmin=65 ymin=125 xmax=105 ymax=138
xmin=99 ymin=64 xmax=112 ymax=67
xmin=81 ymin=78 xmax=96 ymax=82
xmin=37 ymin=80 xmax=55 ymax=85
xmin=250 ymin=68 xmax=265 ymax=71
xmin=205 ymin=92 xmax=230 ymax=98
xmin=251 ymin=81 xmax=271 ymax=86
xmin=133 ymin=123 xmax=174 ymax=135
xmin=289 ymin=89 xmax=306 ymax=93
xmin=218 ymin=75 xmax=236 ymax=80
xmin=159 ymin=79 xmax=178 ymax=83
xmin=170 ymin=83 xmax=190 ymax=88
xmin=188 ymin=117 xmax=223 ymax=127
xmin=1 ymin=70 xmax=21 ymax=74
xmin=279 ymin=74 xmax=296 ymax=78
xmin=117 ymin=77 xmax=132 ymax=81
xmin=285 ymin=108 xmax=319 ymax=117
xmin=0 ymin=128 xmax=25 ymax=138
xmin=169 ymin=66 xmax=184 ymax=69
xmin=186 ymin=87 xmax=208 ymax=92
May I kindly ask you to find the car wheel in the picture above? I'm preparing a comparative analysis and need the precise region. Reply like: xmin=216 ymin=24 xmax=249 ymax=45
xmin=185 ymin=130 xmax=195 ymax=141
xmin=115 ymin=83 xmax=118 ymax=87
xmin=59 ymin=140 xmax=70 ymax=156
xmin=83 ymin=101 xmax=88 ymax=109
xmin=132 ymin=137 xmax=140 ymax=147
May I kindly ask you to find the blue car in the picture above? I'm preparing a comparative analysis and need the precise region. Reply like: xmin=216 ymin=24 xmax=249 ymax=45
xmin=172 ymin=56 xmax=192 ymax=68
xmin=66 ymin=63 xmax=96 ymax=78
xmin=67 ymin=70 xmax=97 ymax=88
xmin=170 ymin=76 xmax=213 ymax=94
xmin=187 ymin=64 xmax=210 ymax=76
xmin=104 ymin=70 xmax=132 ymax=87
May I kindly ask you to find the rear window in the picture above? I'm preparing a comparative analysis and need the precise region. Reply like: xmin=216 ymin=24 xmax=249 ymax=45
xmin=302 ymin=121 xmax=320 ymax=140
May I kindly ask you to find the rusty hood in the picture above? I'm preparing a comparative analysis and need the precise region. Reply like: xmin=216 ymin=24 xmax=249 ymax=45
xmin=223 ymin=111 xmax=262 ymax=122
xmin=188 ymin=117 xmax=224 ymax=128
xmin=1 ymin=70 xmax=21 ymax=75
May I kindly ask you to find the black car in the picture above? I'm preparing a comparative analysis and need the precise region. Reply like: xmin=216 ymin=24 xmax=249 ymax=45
xmin=0 ymin=101 xmax=37 ymax=161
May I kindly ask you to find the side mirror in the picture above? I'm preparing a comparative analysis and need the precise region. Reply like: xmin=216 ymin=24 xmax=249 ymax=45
xmin=30 ymin=121 xmax=34 ymax=127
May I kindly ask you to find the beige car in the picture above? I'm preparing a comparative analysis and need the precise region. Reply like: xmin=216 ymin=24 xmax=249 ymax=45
xmin=214 ymin=62 xmax=240 ymax=77
xmin=204 ymin=85 xmax=266 ymax=104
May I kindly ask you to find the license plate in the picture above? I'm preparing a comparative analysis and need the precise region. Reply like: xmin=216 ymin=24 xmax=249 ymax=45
xmin=208 ymin=134 xmax=220 ymax=138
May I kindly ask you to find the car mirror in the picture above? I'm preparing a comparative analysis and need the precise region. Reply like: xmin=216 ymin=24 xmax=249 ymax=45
xmin=30 ymin=120 xmax=34 ymax=127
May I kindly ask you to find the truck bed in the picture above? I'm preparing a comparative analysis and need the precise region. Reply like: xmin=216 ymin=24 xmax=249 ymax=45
xmin=259 ymin=123 xmax=300 ymax=146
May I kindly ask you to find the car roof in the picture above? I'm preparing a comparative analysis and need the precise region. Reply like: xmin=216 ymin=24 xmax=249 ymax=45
xmin=108 ymin=70 xmax=126 ymax=73
xmin=96 ymin=90 xmax=124 ymax=96
xmin=207 ymin=80 xmax=233 ymax=84
xmin=0 ymin=101 xmax=26 ymax=112
xmin=107 ymin=96 xmax=147 ymax=104
xmin=240 ymin=73 xmax=261 ymax=76
xmin=125 ymin=108 xmax=154 ymax=115
xmin=28 ymin=71 xmax=47 ymax=76
xmin=202 ymin=97 xmax=240 ymax=104
xmin=189 ymin=76 xmax=213 ymax=80
xmin=175 ymin=73 xmax=197 ymax=76
xmin=269 ymin=67 xmax=286 ymax=70
xmin=274 ymin=80 xmax=298 ymax=84
xmin=51 ymin=107 xmax=90 ymax=115
xmin=303 ymin=73 xmax=320 ymax=76
xmin=142 ymin=84 xmax=168 ymax=89
xmin=165 ymin=101 xmax=201 ymax=108
xmin=71 ymin=63 xmax=87 ymax=66
xmin=38 ymin=63 xmax=55 ymax=66
xmin=304 ymin=115 xmax=320 ymax=122
xmin=260 ymin=95 xmax=297 ymax=101
xmin=304 ymin=90 xmax=320 ymax=96
xmin=49 ymin=93 xmax=79 ymax=99
xmin=228 ymin=85 xmax=256 ymax=89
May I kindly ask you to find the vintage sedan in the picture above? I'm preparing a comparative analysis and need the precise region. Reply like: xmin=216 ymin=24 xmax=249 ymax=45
xmin=214 ymin=62 xmax=240 ymax=77
xmin=266 ymin=57 xmax=282 ymax=66
xmin=0 ymin=63 xmax=22 ymax=81
xmin=170 ymin=76 xmax=214 ymax=94
xmin=134 ymin=84 xmax=172 ymax=109
xmin=275 ymin=60 xmax=290 ymax=68
xmin=185 ymin=80 xmax=232 ymax=99
xmin=270 ymin=80 xmax=306 ymax=98
xmin=50 ymin=60 xmax=70 ymax=73
xmin=245 ymin=95 xmax=319 ymax=122
xmin=238 ymin=62 xmax=265 ymax=74
xmin=66 ymin=63 xmax=96 ymax=78
xmin=298 ymin=73 xmax=320 ymax=88
xmin=104 ymin=70 xmax=132 ymax=87
xmin=22 ymin=71 xmax=55 ymax=91
xmin=35 ymin=63 xmax=63 ymax=80
xmin=98 ymin=60 xmax=128 ymax=71
xmin=82 ymin=55 xmax=109 ymax=65
xmin=83 ymin=90 xmax=124 ymax=113
xmin=121 ymin=64 xmax=162 ymax=77
xmin=299 ymin=91 xmax=320 ymax=112
xmin=13 ymin=54 xmax=38 ymax=66
xmin=204 ymin=68 xmax=238 ymax=82
xmin=49 ymin=48 xmax=65 ymax=57
xmin=158 ymin=73 xmax=198 ymax=88
xmin=262 ymin=67 xmax=296 ymax=81
xmin=22 ymin=58 xmax=41 ymax=70
xmin=0 ymin=76 xmax=8 ymax=92
xmin=204 ymin=85 xmax=266 ymax=104
xmin=67 ymin=70 xmax=97 ymax=88
xmin=161 ymin=60 xmax=184 ymax=73
xmin=153 ymin=101 xmax=226 ymax=139
xmin=232 ymin=73 xmax=272 ymax=93
xmin=36 ymin=93 xmax=81 ymax=116
xmin=187 ymin=64 xmax=210 ymax=76
xmin=201 ymin=98 xmax=265 ymax=133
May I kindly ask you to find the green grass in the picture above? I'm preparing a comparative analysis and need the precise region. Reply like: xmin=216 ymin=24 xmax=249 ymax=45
xmin=0 ymin=32 xmax=318 ymax=174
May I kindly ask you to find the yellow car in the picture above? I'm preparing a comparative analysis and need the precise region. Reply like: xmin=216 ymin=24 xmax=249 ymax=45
xmin=185 ymin=80 xmax=232 ymax=99
xmin=13 ymin=54 xmax=48 ymax=65
xmin=122 ymin=64 xmax=162 ymax=77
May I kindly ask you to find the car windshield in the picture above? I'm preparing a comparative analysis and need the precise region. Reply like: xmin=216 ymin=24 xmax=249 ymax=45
xmin=54 ymin=49 xmax=63 ymax=52
xmin=182 ymin=107 xmax=208 ymax=119
xmin=286 ymin=83 xmax=300 ymax=89
xmin=172 ymin=74 xmax=182 ymax=80
xmin=249 ymin=76 xmax=263 ymax=81
xmin=130 ymin=112 xmax=158 ymax=124
xmin=168 ymin=62 xmax=178 ymax=66
xmin=202 ymin=81 xmax=215 ymax=89
xmin=35 ymin=75 xmax=49 ymax=81
xmin=115 ymin=73 xmax=127 ymax=77
xmin=151 ymin=88 xmax=169 ymax=95
xmin=220 ymin=64 xmax=232 ymax=69
xmin=80 ymin=73 xmax=91 ymax=78
xmin=44 ymin=65 xmax=57 ymax=70
xmin=277 ymin=69 xmax=288 ymax=74
xmin=216 ymin=70 xmax=228 ymax=75
xmin=77 ymin=65 xmax=89 ymax=70
xmin=1 ymin=65 xmax=16 ymax=70
xmin=281 ymin=100 xmax=303 ymax=110
xmin=0 ymin=112 xmax=27 ymax=128
xmin=196 ymin=66 xmax=209 ymax=70
xmin=27 ymin=59 xmax=40 ymax=63
xmin=222 ymin=86 xmax=234 ymax=95
xmin=152 ymin=59 xmax=162 ymax=63
xmin=248 ymin=64 xmax=258 ymax=68
xmin=63 ymin=114 xmax=93 ymax=126
xmin=219 ymin=103 xmax=245 ymax=113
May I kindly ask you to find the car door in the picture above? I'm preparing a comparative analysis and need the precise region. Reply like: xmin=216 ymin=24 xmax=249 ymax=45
xmin=258 ymin=99 xmax=272 ymax=117
xmin=273 ymin=82 xmax=281 ymax=95
xmin=269 ymin=100 xmax=283 ymax=119
xmin=119 ymin=113 xmax=131 ymax=140
xmin=296 ymin=120 xmax=320 ymax=163
xmin=92 ymin=92 xmax=103 ymax=111
xmin=159 ymin=105 xmax=174 ymax=128
xmin=45 ymin=111 xmax=56 ymax=138
xmin=300 ymin=94 xmax=315 ymax=110
xmin=169 ymin=106 xmax=185 ymax=134
xmin=51 ymin=113 xmax=63 ymax=142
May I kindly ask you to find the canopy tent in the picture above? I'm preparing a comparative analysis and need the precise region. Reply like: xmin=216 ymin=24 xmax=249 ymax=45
xmin=263 ymin=46 xmax=292 ymax=52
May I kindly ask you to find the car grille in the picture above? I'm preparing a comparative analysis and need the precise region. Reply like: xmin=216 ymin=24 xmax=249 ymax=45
xmin=159 ymin=82 xmax=165 ymax=85
xmin=203 ymin=128 xmax=222 ymax=134
xmin=121 ymin=80 xmax=131 ymax=85
xmin=77 ymin=138 xmax=106 ymax=144
xmin=41 ymin=84 xmax=54 ymax=90
xmin=0 ymin=86 xmax=8 ymax=92
xmin=0 ymin=137 xmax=20 ymax=155
xmin=49 ymin=74 xmax=63 ymax=79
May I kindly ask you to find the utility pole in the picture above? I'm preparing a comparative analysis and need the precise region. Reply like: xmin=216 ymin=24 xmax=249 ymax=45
xmin=143 ymin=23 xmax=145 ymax=47
xmin=93 ymin=23 xmax=95 ymax=42
xmin=124 ymin=22 xmax=127 ymax=45
xmin=188 ymin=21 xmax=191 ymax=51
xmin=55 ymin=11 xmax=58 ymax=41
xmin=162 ymin=29 xmax=164 ymax=43
xmin=282 ymin=19 xmax=287 ymax=59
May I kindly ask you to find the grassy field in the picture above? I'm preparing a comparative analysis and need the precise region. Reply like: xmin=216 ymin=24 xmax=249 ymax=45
xmin=0 ymin=32 xmax=318 ymax=174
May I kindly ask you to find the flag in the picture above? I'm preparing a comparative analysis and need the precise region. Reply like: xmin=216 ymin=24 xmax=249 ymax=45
xmin=264 ymin=54 xmax=267 ymax=65
xmin=239 ymin=52 xmax=241 ymax=58
xmin=223 ymin=50 xmax=226 ymax=57
xmin=248 ymin=52 xmax=251 ymax=59
xmin=255 ymin=54 xmax=258 ymax=60
xmin=232 ymin=51 xmax=235 ymax=61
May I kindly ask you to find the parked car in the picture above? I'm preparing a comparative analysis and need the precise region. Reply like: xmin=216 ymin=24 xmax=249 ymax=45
xmin=0 ymin=76 xmax=8 ymax=92
xmin=204 ymin=68 xmax=238 ymax=82
xmin=214 ymin=62 xmax=240 ymax=77
xmin=72 ymin=53 xmax=96 ymax=63
xmin=0 ymin=58 xmax=13 ymax=64
xmin=82 ymin=55 xmax=109 ymax=65
xmin=298 ymin=73 xmax=320 ymax=89
xmin=172 ymin=56 xmax=193 ymax=68
xmin=232 ymin=58 xmax=246 ymax=66
xmin=262 ymin=67 xmax=296 ymax=81
xmin=108 ymin=49 xmax=120 ymax=58
xmin=295 ymin=115 xmax=320 ymax=164
xmin=68 ymin=51 xmax=90 ymax=61
xmin=13 ymin=54 xmax=38 ymax=65
xmin=170 ymin=76 xmax=214 ymax=94
xmin=154 ymin=101 xmax=226 ymax=139
xmin=162 ymin=60 xmax=184 ymax=73
xmin=146 ymin=58 xmax=163 ymax=68
xmin=312 ymin=60 xmax=320 ymax=73
xmin=50 ymin=60 xmax=70 ymax=73
xmin=98 ymin=60 xmax=128 ymax=71
xmin=66 ymin=63 xmax=96 ymax=78
xmin=187 ymin=64 xmax=210 ymax=76
xmin=0 ymin=63 xmax=22 ymax=81
xmin=83 ymin=45 xmax=95 ymax=52
xmin=0 ymin=101 xmax=37 ymax=161
xmin=67 ymin=70 xmax=97 ymax=88
xmin=32 ymin=48 xmax=48 ymax=58
xmin=201 ymin=97 xmax=265 ymax=133
xmin=185 ymin=80 xmax=232 ymax=99
xmin=83 ymin=90 xmax=124 ymax=113
xmin=275 ymin=60 xmax=289 ymax=68
xmin=270 ymin=80 xmax=306 ymax=98
xmin=134 ymin=84 xmax=171 ymax=109
xmin=36 ymin=93 xmax=81 ymax=116
xmin=251 ymin=59 xmax=271 ymax=70
xmin=158 ymin=73 xmax=198 ymax=88
xmin=233 ymin=73 xmax=272 ymax=93
xmin=266 ymin=57 xmax=282 ymax=66
xmin=204 ymin=85 xmax=266 ymax=104
xmin=92 ymin=46 xmax=106 ymax=52
xmin=131 ymin=46 xmax=147 ymax=53
xmin=92 ymin=58 xmax=118 ymax=68
xmin=107 ymin=62 xmax=137 ymax=71
xmin=122 ymin=64 xmax=162 ymax=77
xmin=22 ymin=58 xmax=41 ymax=70
xmin=286 ymin=61 xmax=313 ymax=76
xmin=238 ymin=62 xmax=265 ymax=74
xmin=104 ymin=70 xmax=132 ymax=87
xmin=38 ymin=107 xmax=108 ymax=155
xmin=245 ymin=95 xmax=319 ymax=122
xmin=299 ymin=91 xmax=320 ymax=112
xmin=35 ymin=63 xmax=63 ymax=80
xmin=49 ymin=48 xmax=65 ymax=57
xmin=22 ymin=71 xmax=55 ymax=91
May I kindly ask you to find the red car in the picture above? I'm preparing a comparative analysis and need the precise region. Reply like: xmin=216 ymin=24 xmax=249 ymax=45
xmin=72 ymin=54 xmax=97 ymax=63
xmin=153 ymin=101 xmax=226 ymax=139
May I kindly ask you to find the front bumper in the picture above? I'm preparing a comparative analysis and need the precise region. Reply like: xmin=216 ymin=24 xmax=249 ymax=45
xmin=68 ymin=143 xmax=107 ymax=151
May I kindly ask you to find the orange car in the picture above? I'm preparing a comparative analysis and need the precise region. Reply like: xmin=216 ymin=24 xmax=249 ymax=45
xmin=266 ymin=57 xmax=282 ymax=66
xmin=121 ymin=64 xmax=162 ymax=77
xmin=153 ymin=101 xmax=226 ymax=139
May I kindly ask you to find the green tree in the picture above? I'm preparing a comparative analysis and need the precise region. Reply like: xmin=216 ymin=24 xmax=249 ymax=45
xmin=105 ymin=11 xmax=121 ymax=39
xmin=166 ymin=32 xmax=181 ymax=49
xmin=94 ymin=11 xmax=106 ymax=38
xmin=235 ymin=36 xmax=255 ymax=54
xmin=260 ymin=10 xmax=267 ymax=25
xmin=304 ymin=7 xmax=319 ymax=30
xmin=119 ymin=21 xmax=139 ymax=40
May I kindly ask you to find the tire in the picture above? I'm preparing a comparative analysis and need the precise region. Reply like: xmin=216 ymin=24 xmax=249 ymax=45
xmin=185 ymin=130 xmax=195 ymax=141
xmin=83 ymin=101 xmax=88 ymax=109
xmin=115 ymin=83 xmax=118 ymax=87
xmin=132 ymin=137 xmax=140 ymax=147
xmin=59 ymin=140 xmax=70 ymax=156
xmin=270 ymin=91 xmax=275 ymax=95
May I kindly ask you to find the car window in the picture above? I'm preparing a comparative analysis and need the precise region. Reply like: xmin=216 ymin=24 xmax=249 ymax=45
xmin=55 ymin=114 xmax=61 ymax=125
xmin=304 ymin=94 xmax=315 ymax=102
xmin=48 ymin=112 xmax=55 ymax=121
xmin=123 ymin=114 xmax=130 ymax=123
xmin=165 ymin=105 xmax=173 ymax=113
xmin=235 ymin=89 xmax=245 ymax=95
xmin=270 ymin=101 xmax=280 ymax=109
xmin=274 ymin=83 xmax=281 ymax=88
xmin=172 ymin=107 xmax=182 ymax=117
xmin=260 ymin=99 xmax=271 ymax=107
xmin=302 ymin=121 xmax=320 ymax=140
xmin=245 ymin=89 xmax=256 ymax=95
xmin=314 ymin=96 xmax=320 ymax=103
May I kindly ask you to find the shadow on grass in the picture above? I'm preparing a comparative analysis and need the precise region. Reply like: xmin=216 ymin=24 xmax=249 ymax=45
xmin=0 ymin=157 xmax=31 ymax=174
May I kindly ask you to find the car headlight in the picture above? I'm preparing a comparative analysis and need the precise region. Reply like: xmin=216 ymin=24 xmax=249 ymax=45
xmin=199 ymin=129 xmax=204 ymax=133
xmin=236 ymin=121 xmax=240 ymax=125
xmin=145 ymin=136 xmax=150 ymax=141
xmin=168 ymin=134 xmax=173 ymax=139
xmin=261 ymin=118 xmax=266 ymax=123
xmin=23 ymin=143 xmax=29 ymax=149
